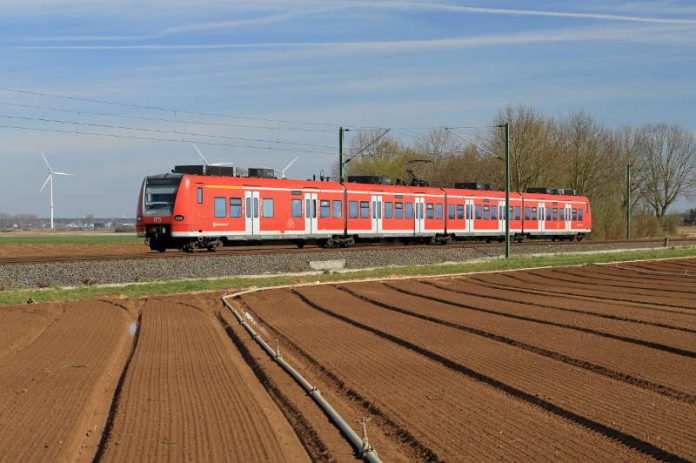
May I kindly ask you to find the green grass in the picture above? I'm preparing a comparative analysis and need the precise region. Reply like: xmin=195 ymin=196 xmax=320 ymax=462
xmin=1 ymin=246 xmax=695 ymax=306
xmin=0 ymin=234 xmax=139 ymax=245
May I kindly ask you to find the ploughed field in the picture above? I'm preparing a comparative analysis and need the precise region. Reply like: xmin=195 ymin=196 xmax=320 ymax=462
xmin=1 ymin=258 xmax=695 ymax=462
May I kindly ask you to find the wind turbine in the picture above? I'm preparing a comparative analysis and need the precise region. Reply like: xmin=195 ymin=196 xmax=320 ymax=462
xmin=39 ymin=152 xmax=74 ymax=230
xmin=192 ymin=143 xmax=234 ymax=166
xmin=279 ymin=156 xmax=299 ymax=179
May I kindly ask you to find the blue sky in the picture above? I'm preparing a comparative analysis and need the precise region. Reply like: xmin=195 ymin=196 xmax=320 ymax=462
xmin=1 ymin=0 xmax=695 ymax=217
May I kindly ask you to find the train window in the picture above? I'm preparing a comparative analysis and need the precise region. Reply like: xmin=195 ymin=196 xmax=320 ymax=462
xmin=552 ymin=208 xmax=558 ymax=221
xmin=448 ymin=204 xmax=455 ymax=220
xmin=457 ymin=204 xmax=464 ymax=220
xmin=197 ymin=187 xmax=203 ymax=204
xmin=559 ymin=208 xmax=565 ymax=221
xmin=435 ymin=204 xmax=443 ymax=219
xmin=214 ymin=197 xmax=226 ymax=218
xmin=406 ymin=203 xmax=413 ymax=219
xmin=524 ymin=207 xmax=531 ymax=220
xmin=578 ymin=209 xmax=583 ymax=221
xmin=546 ymin=207 xmax=552 ymax=221
xmin=230 ymin=198 xmax=242 ymax=218
xmin=395 ymin=202 xmax=403 ymax=219
xmin=475 ymin=205 xmax=482 ymax=219
xmin=349 ymin=201 xmax=359 ymax=218
xmin=532 ymin=207 xmax=538 ymax=220
xmin=572 ymin=208 xmax=578 ymax=221
xmin=320 ymin=200 xmax=331 ymax=218
xmin=466 ymin=204 xmax=471 ymax=220
xmin=426 ymin=203 xmax=434 ymax=219
xmin=483 ymin=205 xmax=490 ymax=220
xmin=291 ymin=199 xmax=302 ymax=218
xmin=492 ymin=205 xmax=498 ymax=220
xmin=263 ymin=198 xmax=274 ymax=218
xmin=384 ymin=202 xmax=393 ymax=219
xmin=333 ymin=200 xmax=342 ymax=218
xmin=360 ymin=201 xmax=370 ymax=219
xmin=246 ymin=198 xmax=251 ymax=218
xmin=514 ymin=206 xmax=520 ymax=220
xmin=254 ymin=198 xmax=259 ymax=218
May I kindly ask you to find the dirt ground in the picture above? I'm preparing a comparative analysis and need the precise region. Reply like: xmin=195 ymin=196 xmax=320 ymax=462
xmin=0 ymin=258 xmax=694 ymax=461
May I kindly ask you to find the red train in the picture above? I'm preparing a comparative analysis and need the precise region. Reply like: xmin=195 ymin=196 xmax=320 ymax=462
xmin=136 ymin=167 xmax=591 ymax=252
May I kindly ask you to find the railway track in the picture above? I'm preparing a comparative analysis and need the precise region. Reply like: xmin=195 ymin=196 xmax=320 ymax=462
xmin=1 ymin=237 xmax=695 ymax=266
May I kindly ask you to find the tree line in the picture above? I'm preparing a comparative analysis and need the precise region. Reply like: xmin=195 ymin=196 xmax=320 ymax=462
xmin=344 ymin=105 xmax=696 ymax=239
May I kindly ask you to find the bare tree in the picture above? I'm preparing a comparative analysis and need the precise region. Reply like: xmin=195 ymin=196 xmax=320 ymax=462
xmin=557 ymin=111 xmax=611 ymax=197
xmin=489 ymin=104 xmax=557 ymax=192
xmin=636 ymin=124 xmax=696 ymax=220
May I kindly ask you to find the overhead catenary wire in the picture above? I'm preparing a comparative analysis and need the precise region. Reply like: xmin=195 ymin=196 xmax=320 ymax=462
xmin=0 ymin=100 xmax=337 ymax=133
xmin=0 ymin=113 xmax=337 ymax=152
xmin=0 ymin=87 xmax=383 ymax=130
xmin=445 ymin=126 xmax=502 ymax=160
xmin=0 ymin=123 xmax=336 ymax=156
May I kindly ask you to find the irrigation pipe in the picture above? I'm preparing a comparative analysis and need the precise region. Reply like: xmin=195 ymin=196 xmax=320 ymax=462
xmin=221 ymin=293 xmax=382 ymax=463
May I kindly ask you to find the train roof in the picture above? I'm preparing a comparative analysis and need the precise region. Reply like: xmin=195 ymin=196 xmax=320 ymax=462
xmin=168 ymin=172 xmax=588 ymax=201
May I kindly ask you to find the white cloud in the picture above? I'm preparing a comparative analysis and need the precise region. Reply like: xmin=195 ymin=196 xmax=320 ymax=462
xmin=12 ymin=24 xmax=696 ymax=51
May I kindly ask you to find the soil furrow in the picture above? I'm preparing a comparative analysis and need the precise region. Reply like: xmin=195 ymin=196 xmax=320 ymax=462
xmin=93 ymin=311 xmax=142 ymax=462
xmin=507 ymin=272 xmax=696 ymax=310
xmin=213 ymin=309 xmax=335 ymax=463
xmin=241 ymin=291 xmax=650 ymax=462
xmin=540 ymin=268 xmax=696 ymax=296
xmin=0 ymin=301 xmax=132 ymax=462
xmin=337 ymin=285 xmax=695 ymax=404
xmin=470 ymin=274 xmax=696 ymax=318
xmin=98 ymin=299 xmax=308 ymax=462
xmin=374 ymin=282 xmax=696 ymax=396
xmin=233 ymin=296 xmax=443 ymax=463
xmin=383 ymin=282 xmax=696 ymax=359
xmin=321 ymin=285 xmax=696 ymax=460
xmin=422 ymin=279 xmax=696 ymax=335
xmin=291 ymin=289 xmax=687 ymax=463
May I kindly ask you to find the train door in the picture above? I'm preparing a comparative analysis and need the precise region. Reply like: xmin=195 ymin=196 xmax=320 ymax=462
xmin=465 ymin=199 xmax=475 ymax=232
xmin=565 ymin=203 xmax=571 ymax=232
xmin=304 ymin=193 xmax=317 ymax=235
xmin=371 ymin=195 xmax=383 ymax=234
xmin=414 ymin=197 xmax=425 ymax=235
xmin=538 ymin=202 xmax=545 ymax=233
xmin=497 ymin=200 xmax=506 ymax=233
xmin=244 ymin=191 xmax=260 ymax=235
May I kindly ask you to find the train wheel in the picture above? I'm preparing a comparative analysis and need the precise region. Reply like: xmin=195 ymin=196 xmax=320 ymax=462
xmin=207 ymin=245 xmax=217 ymax=252
xmin=296 ymin=240 xmax=305 ymax=249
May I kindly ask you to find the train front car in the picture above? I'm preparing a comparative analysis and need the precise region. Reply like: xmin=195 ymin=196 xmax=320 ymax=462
xmin=136 ymin=173 xmax=185 ymax=252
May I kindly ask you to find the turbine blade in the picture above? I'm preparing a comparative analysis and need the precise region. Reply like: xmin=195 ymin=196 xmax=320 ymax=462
xmin=281 ymin=156 xmax=300 ymax=178
xmin=40 ymin=174 xmax=51 ymax=192
xmin=210 ymin=162 xmax=234 ymax=166
xmin=41 ymin=151 xmax=53 ymax=173
xmin=53 ymin=171 xmax=74 ymax=176
xmin=192 ymin=143 xmax=210 ymax=165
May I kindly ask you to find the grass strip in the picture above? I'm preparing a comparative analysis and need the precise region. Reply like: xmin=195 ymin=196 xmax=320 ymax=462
xmin=0 ymin=235 xmax=138 ymax=245
xmin=1 ymin=246 xmax=695 ymax=306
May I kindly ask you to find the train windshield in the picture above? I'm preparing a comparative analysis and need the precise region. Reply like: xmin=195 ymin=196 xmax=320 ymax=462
xmin=143 ymin=176 xmax=182 ymax=216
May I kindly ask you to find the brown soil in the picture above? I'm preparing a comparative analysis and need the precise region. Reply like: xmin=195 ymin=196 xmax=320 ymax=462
xmin=0 ymin=300 xmax=133 ymax=462
xmin=240 ymin=288 xmax=655 ymax=462
xmin=1 ymin=257 xmax=695 ymax=462
xmin=0 ymin=242 xmax=146 ymax=259
xmin=98 ymin=298 xmax=308 ymax=463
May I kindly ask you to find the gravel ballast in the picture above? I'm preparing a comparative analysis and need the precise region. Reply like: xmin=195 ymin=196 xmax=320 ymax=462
xmin=1 ymin=240 xmax=693 ymax=290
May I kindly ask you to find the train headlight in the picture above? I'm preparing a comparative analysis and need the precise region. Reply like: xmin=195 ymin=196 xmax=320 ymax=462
xmin=174 ymin=215 xmax=185 ymax=221
xmin=137 ymin=216 xmax=142 ymax=222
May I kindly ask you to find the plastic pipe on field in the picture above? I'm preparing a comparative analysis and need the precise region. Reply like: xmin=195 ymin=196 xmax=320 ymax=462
xmin=222 ymin=295 xmax=382 ymax=463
